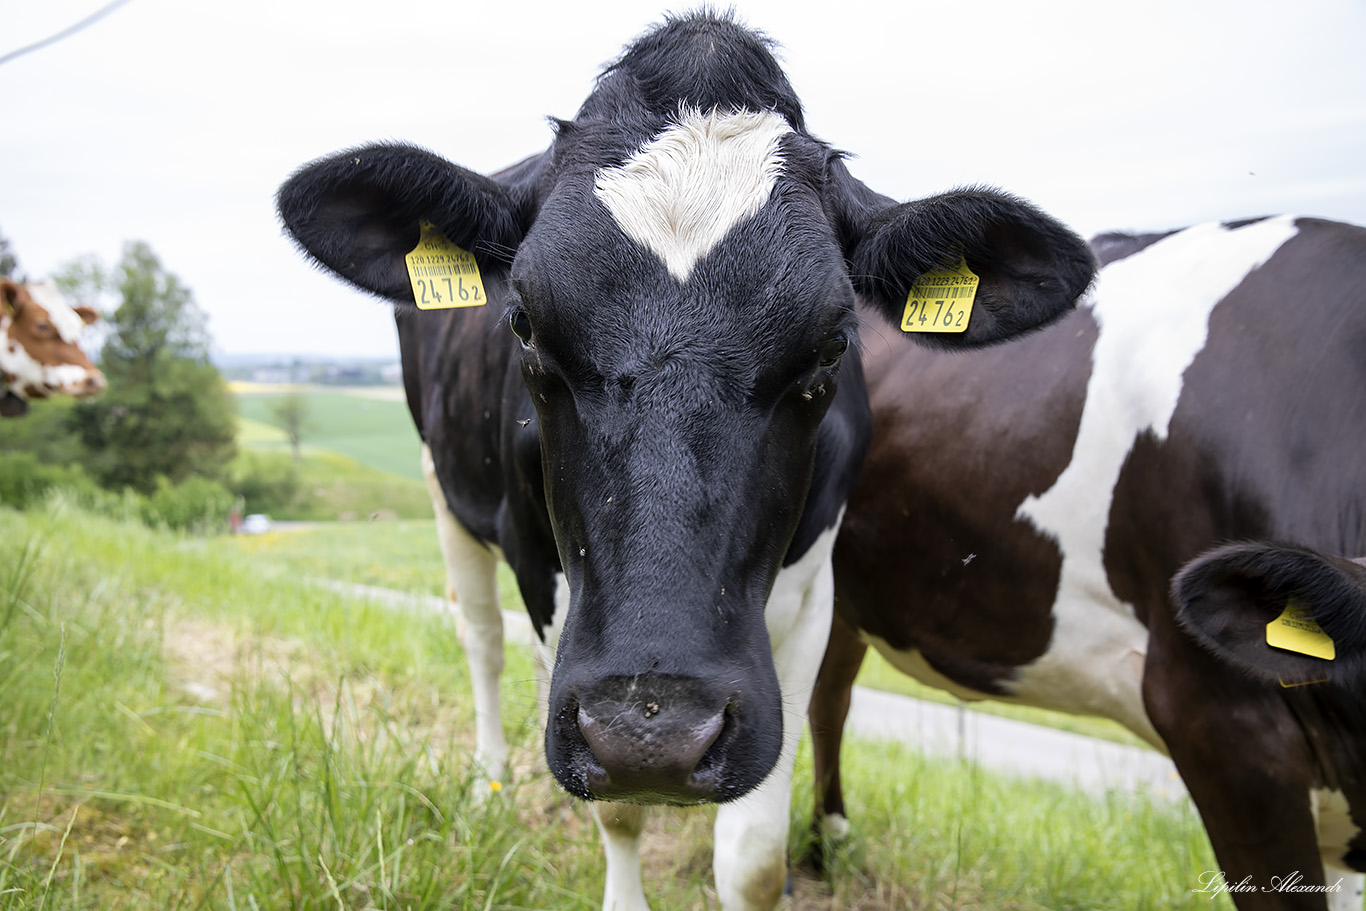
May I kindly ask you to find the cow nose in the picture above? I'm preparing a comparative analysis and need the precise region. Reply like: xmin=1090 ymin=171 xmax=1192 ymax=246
xmin=575 ymin=688 xmax=728 ymax=804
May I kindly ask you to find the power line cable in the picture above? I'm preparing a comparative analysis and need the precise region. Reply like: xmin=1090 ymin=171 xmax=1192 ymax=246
xmin=0 ymin=0 xmax=137 ymax=68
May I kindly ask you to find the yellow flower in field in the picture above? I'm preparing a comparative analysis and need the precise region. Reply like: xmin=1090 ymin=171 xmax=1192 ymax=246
xmin=489 ymin=780 xmax=503 ymax=793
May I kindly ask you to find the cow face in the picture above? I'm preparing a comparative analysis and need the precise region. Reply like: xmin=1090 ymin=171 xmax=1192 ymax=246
xmin=510 ymin=114 xmax=859 ymax=803
xmin=0 ymin=280 xmax=105 ymax=408
xmin=277 ymin=23 xmax=1094 ymax=807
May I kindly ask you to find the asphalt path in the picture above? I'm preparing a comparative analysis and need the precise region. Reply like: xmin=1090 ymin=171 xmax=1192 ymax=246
xmin=318 ymin=579 xmax=1186 ymax=803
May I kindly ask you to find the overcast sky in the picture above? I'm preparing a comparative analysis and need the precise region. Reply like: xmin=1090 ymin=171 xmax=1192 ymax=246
xmin=4 ymin=0 xmax=1364 ymax=360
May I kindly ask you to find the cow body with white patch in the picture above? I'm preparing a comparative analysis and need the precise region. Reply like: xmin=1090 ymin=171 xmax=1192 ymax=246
xmin=1176 ymin=541 xmax=1366 ymax=900
xmin=0 ymin=280 xmax=104 ymax=416
xmin=277 ymin=13 xmax=1094 ymax=910
xmin=811 ymin=216 xmax=1366 ymax=909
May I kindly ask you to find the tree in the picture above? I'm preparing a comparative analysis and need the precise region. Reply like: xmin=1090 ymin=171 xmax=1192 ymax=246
xmin=64 ymin=242 xmax=236 ymax=493
xmin=268 ymin=390 xmax=311 ymax=462
xmin=0 ymin=229 xmax=19 ymax=279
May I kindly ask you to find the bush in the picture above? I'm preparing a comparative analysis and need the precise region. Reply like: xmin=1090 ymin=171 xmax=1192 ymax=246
xmin=139 ymin=476 xmax=235 ymax=533
xmin=0 ymin=451 xmax=99 ymax=510
xmin=227 ymin=450 xmax=301 ymax=515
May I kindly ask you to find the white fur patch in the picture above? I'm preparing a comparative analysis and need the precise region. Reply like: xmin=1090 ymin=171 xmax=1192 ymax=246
xmin=1009 ymin=217 xmax=1300 ymax=742
xmin=1312 ymin=787 xmax=1365 ymax=911
xmin=420 ymin=443 xmax=510 ymax=785
xmin=594 ymin=108 xmax=790 ymax=283
xmin=714 ymin=517 xmax=840 ymax=910
xmin=24 ymin=282 xmax=89 ymax=344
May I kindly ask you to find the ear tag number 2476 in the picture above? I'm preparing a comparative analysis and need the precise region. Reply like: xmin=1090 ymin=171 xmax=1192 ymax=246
xmin=404 ymin=222 xmax=487 ymax=310
xmin=901 ymin=259 xmax=977 ymax=333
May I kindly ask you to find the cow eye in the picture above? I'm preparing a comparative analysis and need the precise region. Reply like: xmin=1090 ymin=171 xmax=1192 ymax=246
xmin=508 ymin=309 xmax=533 ymax=348
xmin=818 ymin=332 xmax=848 ymax=367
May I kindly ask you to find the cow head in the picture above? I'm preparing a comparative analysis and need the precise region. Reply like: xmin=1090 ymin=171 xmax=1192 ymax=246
xmin=0 ymin=280 xmax=105 ymax=414
xmin=277 ymin=13 xmax=1095 ymax=805
xmin=1174 ymin=542 xmax=1366 ymax=688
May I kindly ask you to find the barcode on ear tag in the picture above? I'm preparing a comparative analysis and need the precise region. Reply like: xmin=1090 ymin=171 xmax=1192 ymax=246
xmin=901 ymin=258 xmax=977 ymax=333
xmin=1265 ymin=597 xmax=1336 ymax=661
xmin=404 ymin=222 xmax=488 ymax=310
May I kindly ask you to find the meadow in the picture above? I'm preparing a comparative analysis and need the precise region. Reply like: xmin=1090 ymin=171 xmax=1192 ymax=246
xmin=233 ymin=387 xmax=423 ymax=484
xmin=0 ymin=499 xmax=1228 ymax=910
xmin=230 ymin=386 xmax=432 ymax=522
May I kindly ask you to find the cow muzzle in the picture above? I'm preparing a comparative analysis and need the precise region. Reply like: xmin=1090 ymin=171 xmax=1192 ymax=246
xmin=548 ymin=674 xmax=777 ymax=806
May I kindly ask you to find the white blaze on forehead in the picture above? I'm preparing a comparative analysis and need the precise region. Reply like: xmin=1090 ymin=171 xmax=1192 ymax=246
xmin=22 ymin=282 xmax=90 ymax=344
xmin=594 ymin=108 xmax=791 ymax=283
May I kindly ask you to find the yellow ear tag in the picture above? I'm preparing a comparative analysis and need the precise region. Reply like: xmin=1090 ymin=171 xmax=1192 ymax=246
xmin=1266 ymin=597 xmax=1336 ymax=661
xmin=404 ymin=222 xmax=488 ymax=310
xmin=902 ymin=258 xmax=977 ymax=333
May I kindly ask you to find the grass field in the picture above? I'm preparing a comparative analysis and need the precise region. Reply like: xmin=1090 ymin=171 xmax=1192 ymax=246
xmin=0 ymin=502 xmax=1227 ymax=910
xmin=230 ymin=385 xmax=433 ymax=521
xmin=233 ymin=385 xmax=422 ymax=482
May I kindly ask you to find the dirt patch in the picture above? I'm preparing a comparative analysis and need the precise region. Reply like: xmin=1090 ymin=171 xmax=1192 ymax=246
xmin=161 ymin=616 xmax=304 ymax=706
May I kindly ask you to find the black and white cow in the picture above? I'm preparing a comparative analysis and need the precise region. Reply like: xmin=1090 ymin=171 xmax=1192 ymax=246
xmin=277 ymin=13 xmax=1093 ymax=910
xmin=1175 ymin=542 xmax=1366 ymax=900
xmin=810 ymin=216 xmax=1366 ymax=909
xmin=1176 ymin=542 xmax=1366 ymax=688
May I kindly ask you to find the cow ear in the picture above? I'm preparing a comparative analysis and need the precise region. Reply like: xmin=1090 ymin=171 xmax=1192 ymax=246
xmin=276 ymin=143 xmax=538 ymax=304
xmin=830 ymin=164 xmax=1095 ymax=346
xmin=74 ymin=306 xmax=100 ymax=326
xmin=0 ymin=280 xmax=20 ymax=316
xmin=1173 ymin=542 xmax=1366 ymax=687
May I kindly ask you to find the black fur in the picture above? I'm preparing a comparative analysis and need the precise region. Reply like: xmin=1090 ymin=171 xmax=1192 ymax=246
xmin=1174 ymin=541 xmax=1366 ymax=686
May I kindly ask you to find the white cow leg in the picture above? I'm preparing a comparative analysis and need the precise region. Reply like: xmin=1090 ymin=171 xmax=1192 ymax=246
xmin=594 ymin=802 xmax=652 ymax=911
xmin=1324 ymin=867 xmax=1364 ymax=911
xmin=421 ymin=444 xmax=508 ymax=792
xmin=1315 ymin=787 xmax=1365 ymax=911
xmin=715 ymin=530 xmax=837 ymax=910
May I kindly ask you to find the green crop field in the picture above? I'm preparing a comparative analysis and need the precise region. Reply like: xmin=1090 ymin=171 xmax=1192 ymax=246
xmin=234 ymin=386 xmax=422 ymax=481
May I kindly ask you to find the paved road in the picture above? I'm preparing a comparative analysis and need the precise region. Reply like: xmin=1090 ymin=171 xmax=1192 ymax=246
xmin=320 ymin=579 xmax=1186 ymax=803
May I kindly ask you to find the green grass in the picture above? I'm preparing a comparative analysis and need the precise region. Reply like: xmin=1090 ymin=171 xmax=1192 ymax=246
xmin=226 ymin=520 xmax=521 ymax=606
xmin=0 ymin=502 xmax=1229 ymax=910
xmin=235 ymin=389 xmax=422 ymax=481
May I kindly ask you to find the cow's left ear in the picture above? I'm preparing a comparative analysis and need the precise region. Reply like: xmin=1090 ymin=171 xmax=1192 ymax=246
xmin=827 ymin=162 xmax=1095 ymax=346
xmin=277 ymin=143 xmax=541 ymax=305
xmin=1173 ymin=542 xmax=1366 ymax=687
xmin=74 ymin=306 xmax=99 ymax=326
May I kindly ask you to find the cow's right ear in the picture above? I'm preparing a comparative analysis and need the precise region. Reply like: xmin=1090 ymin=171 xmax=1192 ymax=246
xmin=277 ymin=143 xmax=538 ymax=304
xmin=1172 ymin=542 xmax=1366 ymax=687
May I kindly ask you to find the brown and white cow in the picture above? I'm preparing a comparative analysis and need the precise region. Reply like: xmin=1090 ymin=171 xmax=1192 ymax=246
xmin=0 ymin=279 xmax=105 ymax=416
xmin=810 ymin=217 xmax=1366 ymax=909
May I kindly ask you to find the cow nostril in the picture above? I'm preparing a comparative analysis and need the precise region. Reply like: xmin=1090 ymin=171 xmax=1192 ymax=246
xmin=576 ymin=700 xmax=726 ymax=802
